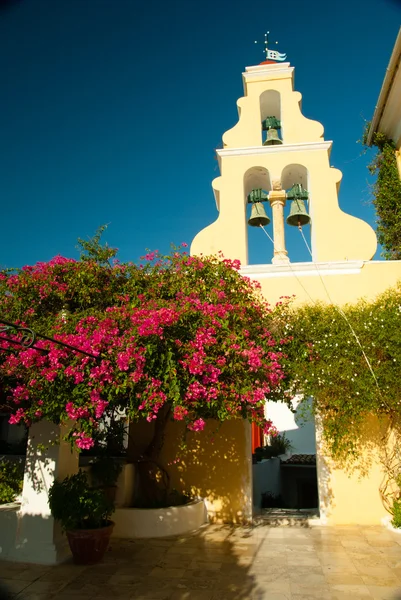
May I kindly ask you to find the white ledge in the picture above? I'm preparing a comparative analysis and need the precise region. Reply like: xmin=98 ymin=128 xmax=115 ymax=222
xmin=240 ymin=261 xmax=364 ymax=279
xmin=217 ymin=141 xmax=332 ymax=158
xmin=112 ymin=499 xmax=207 ymax=539
xmin=243 ymin=63 xmax=294 ymax=79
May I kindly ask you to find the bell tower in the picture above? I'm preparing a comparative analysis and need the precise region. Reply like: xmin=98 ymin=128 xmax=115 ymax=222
xmin=191 ymin=42 xmax=377 ymax=265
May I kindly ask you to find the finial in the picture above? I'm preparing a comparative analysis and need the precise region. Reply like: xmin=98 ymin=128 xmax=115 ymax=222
xmin=254 ymin=31 xmax=287 ymax=63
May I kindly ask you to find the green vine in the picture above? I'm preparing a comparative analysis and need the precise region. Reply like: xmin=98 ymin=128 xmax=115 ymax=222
xmin=363 ymin=125 xmax=401 ymax=260
xmin=281 ymin=285 xmax=401 ymax=511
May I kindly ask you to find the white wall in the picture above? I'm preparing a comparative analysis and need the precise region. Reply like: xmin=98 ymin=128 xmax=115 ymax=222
xmin=265 ymin=396 xmax=316 ymax=455
xmin=252 ymin=457 xmax=281 ymax=511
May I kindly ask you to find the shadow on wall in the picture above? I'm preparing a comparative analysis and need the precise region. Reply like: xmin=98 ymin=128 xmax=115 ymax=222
xmin=129 ymin=418 xmax=252 ymax=524
xmin=0 ymin=421 xmax=78 ymax=565
xmin=166 ymin=420 xmax=251 ymax=524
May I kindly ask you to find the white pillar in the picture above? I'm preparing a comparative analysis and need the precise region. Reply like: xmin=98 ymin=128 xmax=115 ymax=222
xmin=12 ymin=421 xmax=79 ymax=564
xmin=269 ymin=187 xmax=290 ymax=265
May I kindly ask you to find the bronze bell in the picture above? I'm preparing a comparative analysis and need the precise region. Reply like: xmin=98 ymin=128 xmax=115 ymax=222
xmin=248 ymin=202 xmax=270 ymax=227
xmin=286 ymin=199 xmax=311 ymax=227
xmin=262 ymin=116 xmax=282 ymax=146
xmin=263 ymin=128 xmax=282 ymax=146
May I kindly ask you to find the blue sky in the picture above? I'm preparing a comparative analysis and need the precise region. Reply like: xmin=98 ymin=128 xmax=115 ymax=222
xmin=0 ymin=0 xmax=400 ymax=268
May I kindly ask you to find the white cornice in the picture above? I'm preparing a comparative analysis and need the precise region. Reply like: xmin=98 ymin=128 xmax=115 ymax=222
xmin=240 ymin=261 xmax=364 ymax=279
xmin=217 ymin=141 xmax=332 ymax=158
xmin=367 ymin=27 xmax=401 ymax=145
xmin=243 ymin=63 xmax=294 ymax=79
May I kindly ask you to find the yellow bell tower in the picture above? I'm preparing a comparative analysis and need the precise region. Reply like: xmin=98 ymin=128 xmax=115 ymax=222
xmin=183 ymin=46 xmax=401 ymax=527
xmin=191 ymin=56 xmax=377 ymax=265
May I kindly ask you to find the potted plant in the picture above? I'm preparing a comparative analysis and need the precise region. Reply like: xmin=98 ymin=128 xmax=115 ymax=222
xmin=90 ymin=455 xmax=122 ymax=503
xmin=48 ymin=470 xmax=114 ymax=564
xmin=269 ymin=433 xmax=293 ymax=457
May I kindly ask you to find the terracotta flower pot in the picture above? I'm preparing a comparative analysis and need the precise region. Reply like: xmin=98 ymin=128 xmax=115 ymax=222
xmin=66 ymin=521 xmax=114 ymax=565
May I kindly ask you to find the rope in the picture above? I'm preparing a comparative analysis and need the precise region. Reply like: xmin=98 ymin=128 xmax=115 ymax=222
xmin=259 ymin=225 xmax=317 ymax=306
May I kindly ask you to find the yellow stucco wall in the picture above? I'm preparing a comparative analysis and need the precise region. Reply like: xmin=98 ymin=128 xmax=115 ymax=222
xmin=163 ymin=419 xmax=252 ymax=524
xmin=129 ymin=419 xmax=253 ymax=524
xmin=242 ymin=260 xmax=401 ymax=306
xmin=316 ymin=415 xmax=395 ymax=526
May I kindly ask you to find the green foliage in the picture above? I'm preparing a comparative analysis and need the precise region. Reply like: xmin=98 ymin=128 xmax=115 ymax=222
xmin=48 ymin=470 xmax=114 ymax=531
xmin=366 ymin=132 xmax=401 ymax=259
xmin=0 ymin=460 xmax=24 ymax=504
xmin=77 ymin=225 xmax=118 ymax=266
xmin=254 ymin=433 xmax=293 ymax=460
xmin=282 ymin=284 xmax=401 ymax=461
xmin=392 ymin=498 xmax=401 ymax=529
xmin=269 ymin=433 xmax=293 ymax=456
xmin=90 ymin=456 xmax=122 ymax=488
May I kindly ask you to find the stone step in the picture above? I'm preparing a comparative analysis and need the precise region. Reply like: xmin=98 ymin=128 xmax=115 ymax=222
xmin=254 ymin=509 xmax=320 ymax=527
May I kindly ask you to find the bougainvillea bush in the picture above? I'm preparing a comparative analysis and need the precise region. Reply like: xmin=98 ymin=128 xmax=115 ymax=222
xmin=0 ymin=231 xmax=293 ymax=468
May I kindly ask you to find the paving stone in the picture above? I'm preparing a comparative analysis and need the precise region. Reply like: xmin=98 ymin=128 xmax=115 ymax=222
xmin=366 ymin=585 xmax=401 ymax=599
xmin=0 ymin=578 xmax=30 ymax=594
xmin=3 ymin=524 xmax=401 ymax=599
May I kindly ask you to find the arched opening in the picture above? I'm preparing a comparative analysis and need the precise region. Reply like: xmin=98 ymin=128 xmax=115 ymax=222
xmin=244 ymin=167 xmax=272 ymax=265
xmin=259 ymin=90 xmax=282 ymax=146
xmin=281 ymin=164 xmax=312 ymax=263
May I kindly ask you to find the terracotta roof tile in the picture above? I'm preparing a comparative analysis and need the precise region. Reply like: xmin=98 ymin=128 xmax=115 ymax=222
xmin=281 ymin=454 xmax=316 ymax=465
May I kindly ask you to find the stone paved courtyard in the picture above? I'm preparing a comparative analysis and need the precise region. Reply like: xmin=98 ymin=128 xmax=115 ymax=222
xmin=2 ymin=524 xmax=401 ymax=599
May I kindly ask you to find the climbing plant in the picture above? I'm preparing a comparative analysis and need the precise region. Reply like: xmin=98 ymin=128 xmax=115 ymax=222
xmin=281 ymin=285 xmax=401 ymax=511
xmin=363 ymin=125 xmax=401 ymax=259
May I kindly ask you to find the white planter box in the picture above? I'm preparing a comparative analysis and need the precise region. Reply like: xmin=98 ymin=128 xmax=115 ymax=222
xmin=112 ymin=499 xmax=207 ymax=538
xmin=382 ymin=514 xmax=401 ymax=534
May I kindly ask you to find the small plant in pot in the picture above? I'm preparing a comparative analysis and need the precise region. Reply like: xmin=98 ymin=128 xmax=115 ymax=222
xmin=90 ymin=455 xmax=123 ymax=503
xmin=48 ymin=470 xmax=115 ymax=565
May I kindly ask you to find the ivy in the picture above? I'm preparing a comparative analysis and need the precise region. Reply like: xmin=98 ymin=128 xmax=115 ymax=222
xmin=363 ymin=126 xmax=401 ymax=259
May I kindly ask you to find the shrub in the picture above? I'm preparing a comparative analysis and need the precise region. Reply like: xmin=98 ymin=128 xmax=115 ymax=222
xmin=0 ymin=461 xmax=24 ymax=504
xmin=48 ymin=470 xmax=114 ymax=531
xmin=392 ymin=498 xmax=401 ymax=529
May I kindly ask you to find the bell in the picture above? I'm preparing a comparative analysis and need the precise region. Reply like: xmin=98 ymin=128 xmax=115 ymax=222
xmin=286 ymin=199 xmax=311 ymax=227
xmin=248 ymin=202 xmax=270 ymax=227
xmin=263 ymin=128 xmax=282 ymax=146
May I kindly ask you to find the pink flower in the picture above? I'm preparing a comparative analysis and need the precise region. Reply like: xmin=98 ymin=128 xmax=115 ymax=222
xmin=66 ymin=402 xmax=90 ymax=420
xmin=9 ymin=408 xmax=25 ymax=425
xmin=73 ymin=432 xmax=94 ymax=450
xmin=173 ymin=406 xmax=189 ymax=421
xmin=263 ymin=421 xmax=277 ymax=436
xmin=188 ymin=418 xmax=205 ymax=432
xmin=94 ymin=399 xmax=108 ymax=419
